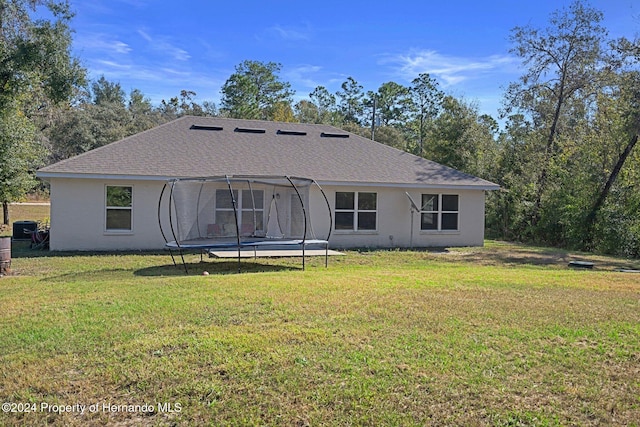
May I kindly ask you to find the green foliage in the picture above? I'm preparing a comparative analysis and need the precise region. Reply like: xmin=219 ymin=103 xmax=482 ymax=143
xmin=367 ymin=81 xmax=411 ymax=127
xmin=423 ymin=96 xmax=498 ymax=178
xmin=106 ymin=186 xmax=132 ymax=207
xmin=370 ymin=125 xmax=408 ymax=150
xmin=335 ymin=77 xmax=365 ymax=124
xmin=503 ymin=0 xmax=609 ymax=228
xmin=486 ymin=1 xmax=640 ymax=258
xmin=0 ymin=107 xmax=45 ymax=206
xmin=220 ymin=60 xmax=294 ymax=120
xmin=47 ymin=78 xmax=208 ymax=161
xmin=91 ymin=76 xmax=126 ymax=106
xmin=591 ymin=187 xmax=640 ymax=257
xmin=0 ymin=0 xmax=84 ymax=224
xmin=406 ymin=73 xmax=444 ymax=156
xmin=0 ymin=0 xmax=85 ymax=109
xmin=48 ymin=102 xmax=130 ymax=159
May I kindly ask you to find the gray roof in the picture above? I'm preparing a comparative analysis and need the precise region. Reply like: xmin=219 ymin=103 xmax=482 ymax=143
xmin=38 ymin=116 xmax=499 ymax=190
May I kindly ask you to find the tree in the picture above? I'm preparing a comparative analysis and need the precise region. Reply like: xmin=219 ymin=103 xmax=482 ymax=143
xmin=270 ymin=101 xmax=296 ymax=122
xmin=48 ymin=102 xmax=128 ymax=160
xmin=0 ymin=0 xmax=85 ymax=223
xmin=425 ymin=96 xmax=497 ymax=177
xmin=504 ymin=0 xmax=608 ymax=227
xmin=92 ymin=76 xmax=126 ymax=106
xmin=128 ymin=89 xmax=162 ymax=134
xmin=485 ymin=114 xmax=537 ymax=240
xmin=0 ymin=105 xmax=45 ymax=224
xmin=408 ymin=73 xmax=443 ymax=156
xmin=336 ymin=77 xmax=364 ymax=125
xmin=369 ymin=82 xmax=411 ymax=127
xmin=220 ymin=60 xmax=294 ymax=120
xmin=48 ymin=78 xmax=166 ymax=161
xmin=159 ymin=90 xmax=211 ymax=119
xmin=371 ymin=126 xmax=408 ymax=151
xmin=294 ymin=99 xmax=319 ymax=124
xmin=308 ymin=86 xmax=340 ymax=124
xmin=583 ymin=41 xmax=640 ymax=250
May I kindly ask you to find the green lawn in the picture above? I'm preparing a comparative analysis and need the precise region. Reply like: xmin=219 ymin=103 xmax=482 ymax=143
xmin=1 ymin=242 xmax=639 ymax=426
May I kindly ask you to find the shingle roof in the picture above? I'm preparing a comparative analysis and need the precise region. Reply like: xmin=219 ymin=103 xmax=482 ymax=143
xmin=37 ymin=116 xmax=499 ymax=189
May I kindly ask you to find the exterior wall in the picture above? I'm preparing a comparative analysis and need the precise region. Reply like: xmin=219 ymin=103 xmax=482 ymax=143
xmin=316 ymin=185 xmax=487 ymax=249
xmin=49 ymin=178 xmax=169 ymax=251
xmin=48 ymin=178 xmax=488 ymax=251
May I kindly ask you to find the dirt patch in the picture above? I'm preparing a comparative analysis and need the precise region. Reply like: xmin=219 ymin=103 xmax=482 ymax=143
xmin=445 ymin=242 xmax=640 ymax=271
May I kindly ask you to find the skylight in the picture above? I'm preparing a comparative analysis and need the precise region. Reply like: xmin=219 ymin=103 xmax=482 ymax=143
xmin=277 ymin=130 xmax=307 ymax=136
xmin=190 ymin=124 xmax=223 ymax=131
xmin=320 ymin=132 xmax=349 ymax=138
xmin=234 ymin=127 xmax=266 ymax=134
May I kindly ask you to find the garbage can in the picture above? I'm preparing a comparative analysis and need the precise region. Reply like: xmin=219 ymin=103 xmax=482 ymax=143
xmin=12 ymin=220 xmax=37 ymax=241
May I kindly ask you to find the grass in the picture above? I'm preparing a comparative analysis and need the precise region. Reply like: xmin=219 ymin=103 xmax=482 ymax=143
xmin=0 ymin=203 xmax=50 ymax=237
xmin=0 ymin=241 xmax=639 ymax=426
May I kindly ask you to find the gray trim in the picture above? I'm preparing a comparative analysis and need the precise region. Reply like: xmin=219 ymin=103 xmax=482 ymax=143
xmin=39 ymin=173 xmax=498 ymax=191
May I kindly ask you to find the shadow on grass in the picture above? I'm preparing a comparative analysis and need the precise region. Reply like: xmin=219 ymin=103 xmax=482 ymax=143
xmin=31 ymin=261 xmax=297 ymax=282
xmin=134 ymin=260 xmax=300 ymax=276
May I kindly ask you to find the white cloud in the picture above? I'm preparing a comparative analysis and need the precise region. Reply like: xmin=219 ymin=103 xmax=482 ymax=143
xmin=268 ymin=24 xmax=311 ymax=41
xmin=285 ymin=64 xmax=323 ymax=89
xmin=383 ymin=49 xmax=517 ymax=87
xmin=137 ymin=29 xmax=153 ymax=43
xmin=75 ymin=33 xmax=132 ymax=56
xmin=137 ymin=29 xmax=191 ymax=61
xmin=94 ymin=59 xmax=131 ymax=70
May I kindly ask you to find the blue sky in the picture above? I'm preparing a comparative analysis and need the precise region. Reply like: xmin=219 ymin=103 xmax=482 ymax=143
xmin=68 ymin=0 xmax=638 ymax=120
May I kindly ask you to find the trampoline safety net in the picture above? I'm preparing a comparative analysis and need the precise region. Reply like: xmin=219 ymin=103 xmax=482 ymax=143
xmin=158 ymin=175 xmax=333 ymax=272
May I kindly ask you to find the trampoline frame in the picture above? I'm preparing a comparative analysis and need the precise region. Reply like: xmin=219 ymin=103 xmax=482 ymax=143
xmin=158 ymin=175 xmax=333 ymax=273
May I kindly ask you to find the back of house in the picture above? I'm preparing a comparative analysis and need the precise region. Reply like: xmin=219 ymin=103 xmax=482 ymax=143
xmin=36 ymin=116 xmax=499 ymax=251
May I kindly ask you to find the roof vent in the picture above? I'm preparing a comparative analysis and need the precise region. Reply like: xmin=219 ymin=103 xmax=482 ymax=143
xmin=321 ymin=132 xmax=349 ymax=138
xmin=234 ymin=127 xmax=266 ymax=134
xmin=190 ymin=124 xmax=223 ymax=131
xmin=277 ymin=130 xmax=307 ymax=136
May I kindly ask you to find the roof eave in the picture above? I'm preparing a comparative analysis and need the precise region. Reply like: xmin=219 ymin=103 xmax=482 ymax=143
xmin=316 ymin=179 xmax=499 ymax=191
xmin=37 ymin=171 xmax=499 ymax=191
xmin=36 ymin=171 xmax=174 ymax=181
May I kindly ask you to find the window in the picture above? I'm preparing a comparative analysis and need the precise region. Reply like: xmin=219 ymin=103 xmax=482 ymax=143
xmin=215 ymin=189 xmax=264 ymax=234
xmin=421 ymin=194 xmax=459 ymax=231
xmin=335 ymin=191 xmax=377 ymax=231
xmin=106 ymin=186 xmax=132 ymax=231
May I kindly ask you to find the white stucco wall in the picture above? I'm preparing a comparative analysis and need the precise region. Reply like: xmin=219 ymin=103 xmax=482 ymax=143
xmin=49 ymin=178 xmax=169 ymax=251
xmin=48 ymin=177 xmax=488 ymax=251
xmin=318 ymin=186 xmax=486 ymax=249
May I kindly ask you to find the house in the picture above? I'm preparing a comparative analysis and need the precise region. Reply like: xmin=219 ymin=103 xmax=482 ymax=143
xmin=36 ymin=116 xmax=499 ymax=251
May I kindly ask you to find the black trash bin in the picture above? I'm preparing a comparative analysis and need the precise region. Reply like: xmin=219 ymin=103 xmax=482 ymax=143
xmin=12 ymin=220 xmax=38 ymax=241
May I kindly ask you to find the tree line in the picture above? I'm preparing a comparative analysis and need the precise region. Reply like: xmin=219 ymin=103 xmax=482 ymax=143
xmin=1 ymin=0 xmax=639 ymax=257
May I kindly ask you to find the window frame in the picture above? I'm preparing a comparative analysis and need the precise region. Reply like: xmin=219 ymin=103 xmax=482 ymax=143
xmin=214 ymin=189 xmax=265 ymax=234
xmin=334 ymin=191 xmax=378 ymax=232
xmin=104 ymin=185 xmax=133 ymax=233
xmin=420 ymin=193 xmax=460 ymax=232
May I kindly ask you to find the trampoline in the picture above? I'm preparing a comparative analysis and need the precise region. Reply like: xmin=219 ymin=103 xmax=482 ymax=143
xmin=158 ymin=175 xmax=333 ymax=273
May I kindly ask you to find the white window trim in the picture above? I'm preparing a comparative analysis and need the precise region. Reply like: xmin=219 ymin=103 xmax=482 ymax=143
xmin=420 ymin=194 xmax=460 ymax=233
xmin=104 ymin=184 xmax=134 ymax=235
xmin=334 ymin=191 xmax=378 ymax=233
xmin=215 ymin=189 xmax=265 ymax=232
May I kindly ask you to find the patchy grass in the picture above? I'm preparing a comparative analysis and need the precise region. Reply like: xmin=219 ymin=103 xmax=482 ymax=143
xmin=0 ymin=242 xmax=639 ymax=426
